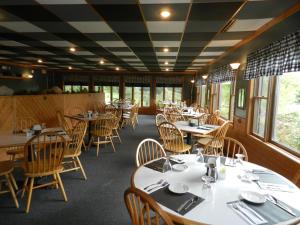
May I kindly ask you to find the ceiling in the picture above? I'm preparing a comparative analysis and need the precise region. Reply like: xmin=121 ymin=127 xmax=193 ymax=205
xmin=0 ymin=0 xmax=298 ymax=72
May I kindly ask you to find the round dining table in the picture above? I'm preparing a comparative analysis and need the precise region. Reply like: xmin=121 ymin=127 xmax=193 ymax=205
xmin=132 ymin=154 xmax=300 ymax=225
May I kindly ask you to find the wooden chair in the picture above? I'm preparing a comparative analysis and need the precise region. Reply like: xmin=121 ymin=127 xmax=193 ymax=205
xmin=136 ymin=139 xmax=166 ymax=167
xmin=122 ymin=105 xmax=137 ymax=130
xmin=155 ymin=114 xmax=167 ymax=127
xmin=56 ymin=111 xmax=72 ymax=134
xmin=61 ymin=120 xmax=88 ymax=180
xmin=0 ymin=161 xmax=19 ymax=208
xmin=222 ymin=137 xmax=248 ymax=161
xmin=89 ymin=115 xmax=116 ymax=156
xmin=164 ymin=108 xmax=185 ymax=123
xmin=158 ymin=122 xmax=191 ymax=154
xmin=112 ymin=109 xmax=122 ymax=143
xmin=124 ymin=187 xmax=175 ymax=225
xmin=105 ymin=104 xmax=117 ymax=115
xmin=206 ymin=110 xmax=220 ymax=125
xmin=197 ymin=121 xmax=231 ymax=155
xmin=21 ymin=132 xmax=67 ymax=213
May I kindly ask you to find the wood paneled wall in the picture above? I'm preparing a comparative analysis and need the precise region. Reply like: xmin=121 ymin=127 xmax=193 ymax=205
xmin=227 ymin=116 xmax=300 ymax=187
xmin=0 ymin=93 xmax=104 ymax=134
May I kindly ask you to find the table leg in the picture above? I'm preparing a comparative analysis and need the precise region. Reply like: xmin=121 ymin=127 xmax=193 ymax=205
xmin=186 ymin=133 xmax=192 ymax=145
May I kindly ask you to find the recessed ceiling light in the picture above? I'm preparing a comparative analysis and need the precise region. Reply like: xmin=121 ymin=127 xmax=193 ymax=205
xmin=165 ymin=68 xmax=169 ymax=71
xmin=37 ymin=59 xmax=43 ymax=63
xmin=68 ymin=66 xmax=72 ymax=70
xmin=163 ymin=48 xmax=169 ymax=52
xmin=116 ymin=67 xmax=119 ymax=71
xmin=100 ymin=60 xmax=104 ymax=64
xmin=160 ymin=10 xmax=170 ymax=18
xmin=164 ymin=61 xmax=169 ymax=65
xmin=69 ymin=47 xmax=76 ymax=52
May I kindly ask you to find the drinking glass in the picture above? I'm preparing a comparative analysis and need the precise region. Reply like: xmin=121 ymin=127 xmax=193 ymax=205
xmin=197 ymin=147 xmax=205 ymax=163
xmin=201 ymin=176 xmax=214 ymax=202
xmin=162 ymin=156 xmax=172 ymax=173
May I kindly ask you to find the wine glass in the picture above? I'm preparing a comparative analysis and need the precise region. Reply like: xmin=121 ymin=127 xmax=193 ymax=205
xmin=197 ymin=147 xmax=205 ymax=163
xmin=201 ymin=176 xmax=214 ymax=202
xmin=162 ymin=156 xmax=172 ymax=173
xmin=235 ymin=154 xmax=245 ymax=168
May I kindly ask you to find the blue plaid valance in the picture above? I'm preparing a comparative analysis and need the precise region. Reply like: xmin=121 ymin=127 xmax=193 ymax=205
xmin=208 ymin=65 xmax=234 ymax=83
xmin=244 ymin=30 xmax=300 ymax=80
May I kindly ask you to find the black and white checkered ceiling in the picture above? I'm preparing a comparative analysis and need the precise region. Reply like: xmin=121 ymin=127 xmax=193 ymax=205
xmin=0 ymin=0 xmax=298 ymax=72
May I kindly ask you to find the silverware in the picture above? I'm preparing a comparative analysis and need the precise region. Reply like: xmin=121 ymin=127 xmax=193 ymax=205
xmin=238 ymin=201 xmax=266 ymax=222
xmin=232 ymin=203 xmax=256 ymax=225
xmin=177 ymin=196 xmax=198 ymax=213
xmin=147 ymin=181 xmax=168 ymax=192
xmin=267 ymin=195 xmax=296 ymax=217
xmin=143 ymin=179 xmax=164 ymax=190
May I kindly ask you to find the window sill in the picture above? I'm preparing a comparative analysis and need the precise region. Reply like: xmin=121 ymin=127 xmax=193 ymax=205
xmin=247 ymin=134 xmax=300 ymax=164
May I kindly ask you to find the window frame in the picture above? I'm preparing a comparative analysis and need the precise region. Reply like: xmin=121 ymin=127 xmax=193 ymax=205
xmin=125 ymin=85 xmax=151 ymax=108
xmin=215 ymin=80 xmax=235 ymax=121
xmin=155 ymin=86 xmax=183 ymax=104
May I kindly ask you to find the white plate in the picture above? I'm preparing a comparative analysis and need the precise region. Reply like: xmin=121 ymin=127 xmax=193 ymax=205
xmin=172 ymin=164 xmax=188 ymax=172
xmin=168 ymin=183 xmax=189 ymax=194
xmin=240 ymin=191 xmax=266 ymax=204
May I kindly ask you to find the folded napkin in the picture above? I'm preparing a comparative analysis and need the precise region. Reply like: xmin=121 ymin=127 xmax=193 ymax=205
xmin=150 ymin=186 xmax=204 ymax=215
xmin=144 ymin=158 xmax=179 ymax=173
xmin=256 ymin=182 xmax=295 ymax=192
xmin=197 ymin=126 xmax=211 ymax=130
xmin=255 ymin=173 xmax=295 ymax=192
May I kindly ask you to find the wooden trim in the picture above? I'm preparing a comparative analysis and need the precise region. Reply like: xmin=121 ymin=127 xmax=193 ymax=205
xmin=0 ymin=75 xmax=27 ymax=80
xmin=208 ymin=1 xmax=300 ymax=67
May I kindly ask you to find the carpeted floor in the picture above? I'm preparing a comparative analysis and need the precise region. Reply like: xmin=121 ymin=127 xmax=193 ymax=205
xmin=0 ymin=115 xmax=158 ymax=225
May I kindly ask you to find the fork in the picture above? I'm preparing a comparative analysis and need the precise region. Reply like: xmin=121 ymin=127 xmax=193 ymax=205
xmin=232 ymin=203 xmax=256 ymax=224
xmin=143 ymin=179 xmax=164 ymax=190
xmin=147 ymin=181 xmax=168 ymax=192
xmin=238 ymin=201 xmax=266 ymax=222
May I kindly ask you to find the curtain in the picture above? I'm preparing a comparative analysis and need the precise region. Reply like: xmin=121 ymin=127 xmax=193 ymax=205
xmin=208 ymin=65 xmax=234 ymax=83
xmin=156 ymin=76 xmax=183 ymax=85
xmin=244 ymin=30 xmax=300 ymax=80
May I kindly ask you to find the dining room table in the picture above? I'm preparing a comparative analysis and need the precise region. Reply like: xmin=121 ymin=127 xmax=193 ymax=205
xmin=132 ymin=154 xmax=300 ymax=225
xmin=174 ymin=121 xmax=219 ymax=145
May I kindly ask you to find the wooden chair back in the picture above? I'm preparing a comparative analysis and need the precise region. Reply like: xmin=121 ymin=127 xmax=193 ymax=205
xmin=158 ymin=122 xmax=186 ymax=154
xmin=105 ymin=104 xmax=117 ymax=115
xmin=23 ymin=132 xmax=66 ymax=176
xmin=223 ymin=137 xmax=248 ymax=161
xmin=202 ymin=121 xmax=231 ymax=155
xmin=155 ymin=114 xmax=167 ymax=127
xmin=112 ymin=109 xmax=122 ymax=129
xmin=198 ymin=113 xmax=209 ymax=125
xmin=68 ymin=121 xmax=87 ymax=155
xmin=124 ymin=187 xmax=175 ymax=225
xmin=136 ymin=139 xmax=166 ymax=167
xmin=14 ymin=117 xmax=38 ymax=133
xmin=91 ymin=116 xmax=115 ymax=137
xmin=56 ymin=111 xmax=72 ymax=134
xmin=164 ymin=108 xmax=185 ymax=123
xmin=206 ymin=113 xmax=219 ymax=125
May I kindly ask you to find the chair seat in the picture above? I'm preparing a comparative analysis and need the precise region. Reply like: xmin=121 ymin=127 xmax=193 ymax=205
xmin=63 ymin=148 xmax=81 ymax=158
xmin=23 ymin=162 xmax=63 ymax=177
xmin=197 ymin=137 xmax=213 ymax=146
xmin=0 ymin=161 xmax=14 ymax=176
xmin=164 ymin=143 xmax=191 ymax=153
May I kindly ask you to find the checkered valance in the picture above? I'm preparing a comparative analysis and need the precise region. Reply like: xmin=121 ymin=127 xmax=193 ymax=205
xmin=156 ymin=76 xmax=183 ymax=85
xmin=93 ymin=75 xmax=120 ymax=83
xmin=208 ymin=65 xmax=234 ymax=83
xmin=244 ymin=30 xmax=300 ymax=80
xmin=63 ymin=74 xmax=90 ymax=83
xmin=124 ymin=75 xmax=151 ymax=84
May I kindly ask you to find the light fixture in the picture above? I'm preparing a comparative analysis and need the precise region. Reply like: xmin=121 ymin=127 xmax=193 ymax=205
xmin=230 ymin=62 xmax=240 ymax=70
xmin=37 ymin=59 xmax=43 ymax=63
xmin=163 ymin=48 xmax=169 ymax=52
xmin=165 ymin=68 xmax=169 ymax=71
xmin=22 ymin=73 xmax=33 ymax=79
xmin=160 ymin=10 xmax=170 ymax=18
xmin=164 ymin=61 xmax=169 ymax=65
xmin=191 ymin=79 xmax=195 ymax=83
xmin=202 ymin=74 xmax=208 ymax=80
xmin=68 ymin=66 xmax=72 ymax=70
xmin=69 ymin=47 xmax=76 ymax=52
xmin=100 ymin=60 xmax=104 ymax=65
xmin=116 ymin=67 xmax=119 ymax=71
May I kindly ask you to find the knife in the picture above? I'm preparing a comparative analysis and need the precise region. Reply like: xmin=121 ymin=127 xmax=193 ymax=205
xmin=267 ymin=195 xmax=296 ymax=217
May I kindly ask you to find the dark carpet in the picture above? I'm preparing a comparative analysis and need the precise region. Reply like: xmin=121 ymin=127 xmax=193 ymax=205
xmin=0 ymin=115 xmax=158 ymax=225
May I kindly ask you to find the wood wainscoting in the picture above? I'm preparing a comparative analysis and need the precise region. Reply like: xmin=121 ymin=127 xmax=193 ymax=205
xmin=228 ymin=116 xmax=300 ymax=187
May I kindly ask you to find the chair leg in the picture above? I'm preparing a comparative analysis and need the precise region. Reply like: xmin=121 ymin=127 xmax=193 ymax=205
xmin=5 ymin=174 xmax=19 ymax=208
xmin=75 ymin=156 xmax=87 ymax=180
xmin=21 ymin=177 xmax=29 ymax=198
xmin=56 ymin=173 xmax=67 ymax=202
xmin=109 ymin=136 xmax=116 ymax=152
xmin=96 ymin=137 xmax=100 ymax=157
xmin=25 ymin=178 xmax=34 ymax=213
xmin=9 ymin=173 xmax=18 ymax=191
xmin=115 ymin=129 xmax=122 ymax=143
xmin=88 ymin=137 xmax=93 ymax=150
xmin=82 ymin=141 xmax=87 ymax=151
xmin=53 ymin=174 xmax=59 ymax=189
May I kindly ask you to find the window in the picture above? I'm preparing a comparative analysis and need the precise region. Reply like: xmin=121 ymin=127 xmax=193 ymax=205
xmin=219 ymin=82 xmax=231 ymax=119
xmin=125 ymin=85 xmax=150 ymax=107
xmin=103 ymin=86 xmax=111 ymax=103
xmin=252 ymin=76 xmax=270 ymax=138
xmin=64 ymin=85 xmax=72 ymax=93
xmin=112 ymin=86 xmax=119 ymax=101
xmin=155 ymin=86 xmax=182 ymax=105
xmin=212 ymin=84 xmax=219 ymax=112
xmin=272 ymin=72 xmax=300 ymax=152
xmin=200 ymin=85 xmax=206 ymax=107
xmin=63 ymin=84 xmax=89 ymax=93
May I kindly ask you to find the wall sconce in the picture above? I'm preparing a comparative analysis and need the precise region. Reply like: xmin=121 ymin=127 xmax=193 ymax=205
xmin=230 ymin=62 xmax=240 ymax=70
xmin=202 ymin=74 xmax=208 ymax=80
xmin=191 ymin=79 xmax=195 ymax=83
xmin=22 ymin=73 xmax=33 ymax=79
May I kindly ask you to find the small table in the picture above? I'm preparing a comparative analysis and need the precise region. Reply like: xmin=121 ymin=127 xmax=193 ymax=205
xmin=174 ymin=121 xmax=219 ymax=144
xmin=132 ymin=154 xmax=300 ymax=225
